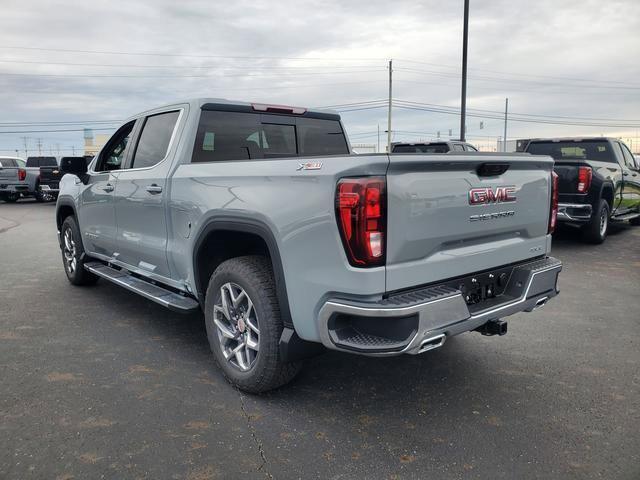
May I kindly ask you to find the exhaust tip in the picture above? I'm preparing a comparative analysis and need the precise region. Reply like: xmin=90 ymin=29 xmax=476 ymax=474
xmin=418 ymin=334 xmax=446 ymax=353
xmin=533 ymin=296 xmax=549 ymax=310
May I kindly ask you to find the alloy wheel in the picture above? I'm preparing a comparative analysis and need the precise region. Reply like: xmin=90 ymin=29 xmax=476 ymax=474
xmin=213 ymin=282 xmax=260 ymax=372
xmin=63 ymin=227 xmax=77 ymax=274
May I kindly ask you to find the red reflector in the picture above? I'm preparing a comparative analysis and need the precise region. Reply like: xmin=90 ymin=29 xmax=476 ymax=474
xmin=336 ymin=177 xmax=386 ymax=267
xmin=549 ymin=171 xmax=559 ymax=234
xmin=251 ymin=103 xmax=307 ymax=115
xmin=18 ymin=168 xmax=26 ymax=181
xmin=577 ymin=166 xmax=592 ymax=194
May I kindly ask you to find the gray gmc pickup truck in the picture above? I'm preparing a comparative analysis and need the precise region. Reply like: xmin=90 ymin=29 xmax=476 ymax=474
xmin=55 ymin=98 xmax=562 ymax=392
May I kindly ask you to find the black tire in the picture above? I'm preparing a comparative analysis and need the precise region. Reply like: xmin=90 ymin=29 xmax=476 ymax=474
xmin=35 ymin=184 xmax=45 ymax=202
xmin=204 ymin=255 xmax=301 ymax=393
xmin=2 ymin=193 xmax=19 ymax=203
xmin=582 ymin=199 xmax=609 ymax=244
xmin=60 ymin=216 xmax=99 ymax=286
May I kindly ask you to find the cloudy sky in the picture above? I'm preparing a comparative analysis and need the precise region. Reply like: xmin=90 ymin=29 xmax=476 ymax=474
xmin=1 ymin=0 xmax=639 ymax=155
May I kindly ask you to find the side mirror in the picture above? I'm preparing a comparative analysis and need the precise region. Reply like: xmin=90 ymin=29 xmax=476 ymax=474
xmin=60 ymin=157 xmax=88 ymax=175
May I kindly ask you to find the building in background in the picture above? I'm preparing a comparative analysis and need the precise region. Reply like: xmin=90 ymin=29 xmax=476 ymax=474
xmin=84 ymin=128 xmax=110 ymax=156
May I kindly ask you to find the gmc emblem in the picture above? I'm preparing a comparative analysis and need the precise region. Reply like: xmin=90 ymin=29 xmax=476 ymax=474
xmin=469 ymin=186 xmax=517 ymax=205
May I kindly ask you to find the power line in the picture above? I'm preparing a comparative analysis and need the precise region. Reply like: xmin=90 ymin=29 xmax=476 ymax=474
xmin=0 ymin=127 xmax=116 ymax=134
xmin=396 ymin=58 xmax=640 ymax=88
xmin=0 ymin=45 xmax=385 ymax=61
xmin=395 ymin=67 xmax=640 ymax=91
xmin=0 ymin=69 xmax=386 ymax=79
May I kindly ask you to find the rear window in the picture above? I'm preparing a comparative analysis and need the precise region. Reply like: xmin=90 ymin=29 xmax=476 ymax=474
xmin=392 ymin=143 xmax=450 ymax=153
xmin=192 ymin=111 xmax=349 ymax=162
xmin=527 ymin=141 xmax=616 ymax=163
xmin=26 ymin=157 xmax=57 ymax=167
xmin=0 ymin=158 xmax=18 ymax=168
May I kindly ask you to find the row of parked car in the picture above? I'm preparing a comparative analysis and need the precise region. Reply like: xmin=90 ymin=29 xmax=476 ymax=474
xmin=3 ymin=134 xmax=639 ymax=245
xmin=391 ymin=137 xmax=640 ymax=244
xmin=0 ymin=155 xmax=93 ymax=203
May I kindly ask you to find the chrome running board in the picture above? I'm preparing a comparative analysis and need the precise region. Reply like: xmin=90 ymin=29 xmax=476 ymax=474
xmin=84 ymin=261 xmax=199 ymax=313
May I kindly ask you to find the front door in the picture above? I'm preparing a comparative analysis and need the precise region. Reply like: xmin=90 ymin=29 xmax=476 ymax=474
xmin=113 ymin=109 xmax=181 ymax=280
xmin=79 ymin=121 xmax=135 ymax=257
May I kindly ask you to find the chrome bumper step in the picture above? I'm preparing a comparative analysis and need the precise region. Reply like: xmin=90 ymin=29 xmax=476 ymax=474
xmin=84 ymin=261 xmax=199 ymax=313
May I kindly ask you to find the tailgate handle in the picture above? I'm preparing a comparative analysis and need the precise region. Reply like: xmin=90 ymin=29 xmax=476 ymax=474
xmin=477 ymin=163 xmax=510 ymax=177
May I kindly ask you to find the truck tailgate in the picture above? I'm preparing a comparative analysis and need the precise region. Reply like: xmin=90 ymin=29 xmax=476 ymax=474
xmin=39 ymin=166 xmax=63 ymax=188
xmin=385 ymin=153 xmax=554 ymax=292
xmin=0 ymin=166 xmax=18 ymax=182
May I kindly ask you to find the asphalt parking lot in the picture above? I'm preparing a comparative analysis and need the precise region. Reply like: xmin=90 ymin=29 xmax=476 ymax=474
xmin=1 ymin=200 xmax=639 ymax=480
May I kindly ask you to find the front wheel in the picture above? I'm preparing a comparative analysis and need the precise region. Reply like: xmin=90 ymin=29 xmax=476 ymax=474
xmin=582 ymin=199 xmax=609 ymax=244
xmin=60 ymin=216 xmax=99 ymax=286
xmin=204 ymin=256 xmax=301 ymax=393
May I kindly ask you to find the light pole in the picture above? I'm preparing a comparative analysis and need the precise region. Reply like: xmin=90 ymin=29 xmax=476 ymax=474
xmin=459 ymin=0 xmax=469 ymax=141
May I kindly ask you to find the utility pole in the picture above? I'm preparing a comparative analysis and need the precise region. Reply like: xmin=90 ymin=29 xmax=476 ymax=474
xmin=503 ymin=98 xmax=509 ymax=152
xmin=71 ymin=146 xmax=76 ymax=155
xmin=56 ymin=143 xmax=60 ymax=155
xmin=37 ymin=138 xmax=43 ymax=155
xmin=21 ymin=137 xmax=29 ymax=158
xmin=377 ymin=124 xmax=380 ymax=153
xmin=460 ymin=0 xmax=469 ymax=141
xmin=387 ymin=59 xmax=393 ymax=153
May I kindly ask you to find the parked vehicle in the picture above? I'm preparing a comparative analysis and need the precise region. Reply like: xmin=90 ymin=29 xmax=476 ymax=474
xmin=520 ymin=138 xmax=640 ymax=243
xmin=56 ymin=99 xmax=562 ymax=392
xmin=391 ymin=140 xmax=478 ymax=153
xmin=0 ymin=156 xmax=29 ymax=202
xmin=39 ymin=157 xmax=71 ymax=200
xmin=25 ymin=156 xmax=59 ymax=202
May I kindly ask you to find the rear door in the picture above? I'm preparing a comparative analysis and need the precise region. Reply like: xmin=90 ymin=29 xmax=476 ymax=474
xmin=385 ymin=154 xmax=553 ymax=292
xmin=618 ymin=142 xmax=640 ymax=212
xmin=79 ymin=121 xmax=135 ymax=257
xmin=113 ymin=108 xmax=182 ymax=279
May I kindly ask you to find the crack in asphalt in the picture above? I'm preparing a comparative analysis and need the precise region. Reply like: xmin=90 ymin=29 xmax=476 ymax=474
xmin=0 ymin=215 xmax=20 ymax=234
xmin=236 ymin=388 xmax=273 ymax=479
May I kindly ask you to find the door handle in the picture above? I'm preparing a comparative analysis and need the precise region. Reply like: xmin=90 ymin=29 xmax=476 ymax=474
xmin=102 ymin=183 xmax=114 ymax=192
xmin=146 ymin=184 xmax=163 ymax=194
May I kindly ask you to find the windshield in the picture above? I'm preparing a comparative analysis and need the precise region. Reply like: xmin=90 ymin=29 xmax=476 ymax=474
xmin=527 ymin=141 xmax=616 ymax=163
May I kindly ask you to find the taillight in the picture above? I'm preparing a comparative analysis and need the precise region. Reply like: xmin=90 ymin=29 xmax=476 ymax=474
xmin=549 ymin=171 xmax=559 ymax=234
xmin=336 ymin=177 xmax=386 ymax=267
xmin=18 ymin=168 xmax=26 ymax=181
xmin=577 ymin=166 xmax=592 ymax=193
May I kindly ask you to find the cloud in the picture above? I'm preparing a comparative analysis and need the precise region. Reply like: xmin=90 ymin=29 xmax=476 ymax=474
xmin=0 ymin=0 xmax=639 ymax=155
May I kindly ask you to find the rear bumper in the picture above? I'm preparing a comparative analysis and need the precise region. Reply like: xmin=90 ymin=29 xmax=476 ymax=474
xmin=557 ymin=203 xmax=592 ymax=223
xmin=0 ymin=184 xmax=29 ymax=194
xmin=40 ymin=184 xmax=60 ymax=193
xmin=316 ymin=256 xmax=562 ymax=356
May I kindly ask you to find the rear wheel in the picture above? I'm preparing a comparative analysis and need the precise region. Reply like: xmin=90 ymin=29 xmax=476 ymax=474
xmin=1 ymin=193 xmax=19 ymax=203
xmin=60 ymin=216 xmax=99 ymax=286
xmin=204 ymin=256 xmax=301 ymax=393
xmin=582 ymin=199 xmax=609 ymax=244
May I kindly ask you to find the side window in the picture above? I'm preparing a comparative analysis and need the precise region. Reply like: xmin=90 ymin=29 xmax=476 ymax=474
xmin=465 ymin=144 xmax=478 ymax=152
xmin=620 ymin=143 xmax=637 ymax=169
xmin=16 ymin=159 xmax=25 ymax=168
xmin=452 ymin=144 xmax=465 ymax=152
xmin=95 ymin=121 xmax=135 ymax=172
xmin=613 ymin=142 xmax=626 ymax=166
xmin=130 ymin=111 xmax=180 ymax=169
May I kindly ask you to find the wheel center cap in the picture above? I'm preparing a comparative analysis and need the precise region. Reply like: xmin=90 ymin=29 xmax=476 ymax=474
xmin=237 ymin=317 xmax=246 ymax=333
